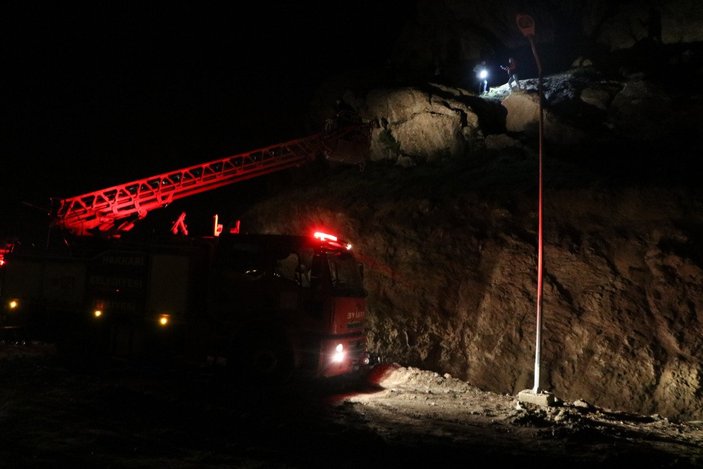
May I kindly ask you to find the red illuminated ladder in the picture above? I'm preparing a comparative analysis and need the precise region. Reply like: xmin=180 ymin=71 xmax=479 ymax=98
xmin=53 ymin=126 xmax=363 ymax=237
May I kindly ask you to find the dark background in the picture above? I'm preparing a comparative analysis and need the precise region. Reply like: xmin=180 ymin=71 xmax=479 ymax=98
xmin=2 ymin=2 xmax=412 ymax=239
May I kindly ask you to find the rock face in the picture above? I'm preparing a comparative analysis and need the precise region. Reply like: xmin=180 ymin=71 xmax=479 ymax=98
xmin=297 ymin=0 xmax=703 ymax=419
xmin=241 ymin=67 xmax=703 ymax=421
xmin=362 ymin=87 xmax=480 ymax=164
xmin=245 ymin=170 xmax=703 ymax=421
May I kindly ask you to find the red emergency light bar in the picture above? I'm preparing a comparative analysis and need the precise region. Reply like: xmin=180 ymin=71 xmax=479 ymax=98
xmin=313 ymin=231 xmax=352 ymax=251
xmin=314 ymin=231 xmax=337 ymax=242
xmin=0 ymin=241 xmax=14 ymax=267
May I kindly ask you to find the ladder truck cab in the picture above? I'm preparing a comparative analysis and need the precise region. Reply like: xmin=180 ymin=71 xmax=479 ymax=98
xmin=0 ymin=126 xmax=372 ymax=381
xmin=209 ymin=230 xmax=368 ymax=379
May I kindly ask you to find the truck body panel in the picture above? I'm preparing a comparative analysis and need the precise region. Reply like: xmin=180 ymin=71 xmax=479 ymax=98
xmin=1 ymin=233 xmax=368 ymax=380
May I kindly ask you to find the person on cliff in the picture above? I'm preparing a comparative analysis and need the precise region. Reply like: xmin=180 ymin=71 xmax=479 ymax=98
xmin=500 ymin=57 xmax=521 ymax=91
xmin=473 ymin=60 xmax=489 ymax=95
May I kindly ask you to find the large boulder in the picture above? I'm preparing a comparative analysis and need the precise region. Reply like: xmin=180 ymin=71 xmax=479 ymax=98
xmin=501 ymin=91 xmax=586 ymax=145
xmin=361 ymin=87 xmax=481 ymax=164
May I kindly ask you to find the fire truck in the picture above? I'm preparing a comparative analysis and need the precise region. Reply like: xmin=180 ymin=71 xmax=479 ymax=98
xmin=0 ymin=125 xmax=370 ymax=381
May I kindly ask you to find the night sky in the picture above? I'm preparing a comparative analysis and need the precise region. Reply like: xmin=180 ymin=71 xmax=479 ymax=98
xmin=2 ymin=2 xmax=410 ymax=237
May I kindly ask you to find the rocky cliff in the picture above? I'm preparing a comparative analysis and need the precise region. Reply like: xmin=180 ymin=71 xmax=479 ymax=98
xmin=237 ymin=59 xmax=703 ymax=422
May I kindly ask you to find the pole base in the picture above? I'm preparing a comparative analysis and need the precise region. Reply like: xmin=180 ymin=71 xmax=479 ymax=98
xmin=517 ymin=389 xmax=556 ymax=407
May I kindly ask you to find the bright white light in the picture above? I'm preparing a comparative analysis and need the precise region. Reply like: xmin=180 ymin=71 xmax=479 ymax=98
xmin=93 ymin=309 xmax=102 ymax=318
xmin=314 ymin=231 xmax=337 ymax=242
xmin=9 ymin=300 xmax=18 ymax=310
xmin=331 ymin=343 xmax=345 ymax=363
xmin=479 ymin=69 xmax=488 ymax=79
xmin=159 ymin=314 xmax=170 ymax=326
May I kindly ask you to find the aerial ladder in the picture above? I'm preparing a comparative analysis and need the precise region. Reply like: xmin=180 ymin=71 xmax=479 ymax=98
xmin=50 ymin=124 xmax=367 ymax=238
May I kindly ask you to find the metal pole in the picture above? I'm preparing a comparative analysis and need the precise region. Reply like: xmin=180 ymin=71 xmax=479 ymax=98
xmin=516 ymin=14 xmax=544 ymax=394
xmin=531 ymin=33 xmax=544 ymax=393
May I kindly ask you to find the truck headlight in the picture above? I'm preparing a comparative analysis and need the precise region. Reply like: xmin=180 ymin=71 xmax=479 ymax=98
xmin=331 ymin=343 xmax=345 ymax=363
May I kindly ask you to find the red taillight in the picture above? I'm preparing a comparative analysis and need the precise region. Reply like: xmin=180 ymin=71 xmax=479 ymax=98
xmin=0 ymin=241 xmax=13 ymax=266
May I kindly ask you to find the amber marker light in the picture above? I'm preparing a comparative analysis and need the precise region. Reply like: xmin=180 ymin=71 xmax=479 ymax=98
xmin=9 ymin=299 xmax=18 ymax=310
xmin=93 ymin=309 xmax=103 ymax=318
xmin=158 ymin=314 xmax=170 ymax=327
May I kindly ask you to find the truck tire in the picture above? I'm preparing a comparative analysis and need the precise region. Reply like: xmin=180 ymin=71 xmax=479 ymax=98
xmin=54 ymin=320 xmax=106 ymax=372
xmin=230 ymin=328 xmax=294 ymax=386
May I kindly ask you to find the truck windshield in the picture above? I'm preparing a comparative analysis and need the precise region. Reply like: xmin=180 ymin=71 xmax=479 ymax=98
xmin=327 ymin=252 xmax=364 ymax=296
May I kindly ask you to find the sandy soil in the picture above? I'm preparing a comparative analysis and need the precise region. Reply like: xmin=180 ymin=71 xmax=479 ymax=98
xmin=1 ymin=342 xmax=701 ymax=468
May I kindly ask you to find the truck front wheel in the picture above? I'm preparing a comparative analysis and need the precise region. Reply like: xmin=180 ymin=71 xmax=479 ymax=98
xmin=230 ymin=329 xmax=294 ymax=385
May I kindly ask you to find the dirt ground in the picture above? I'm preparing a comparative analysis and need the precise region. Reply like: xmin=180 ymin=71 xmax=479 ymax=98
xmin=1 ymin=342 xmax=701 ymax=468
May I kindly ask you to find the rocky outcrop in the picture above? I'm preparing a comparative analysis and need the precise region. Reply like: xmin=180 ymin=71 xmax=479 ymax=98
xmin=318 ymin=68 xmax=684 ymax=166
xmin=361 ymin=87 xmax=481 ymax=164
xmin=594 ymin=0 xmax=703 ymax=50
xmin=501 ymin=91 xmax=586 ymax=145
xmin=244 ymin=68 xmax=702 ymax=421
xmin=608 ymin=80 xmax=675 ymax=141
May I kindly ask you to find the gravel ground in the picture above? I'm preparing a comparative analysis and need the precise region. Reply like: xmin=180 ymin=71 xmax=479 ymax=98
xmin=0 ymin=343 xmax=701 ymax=468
